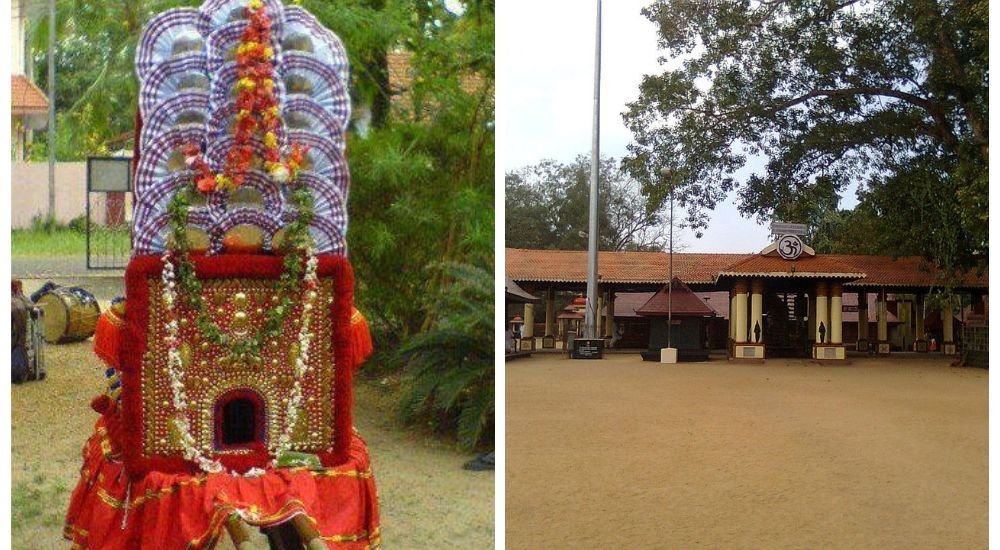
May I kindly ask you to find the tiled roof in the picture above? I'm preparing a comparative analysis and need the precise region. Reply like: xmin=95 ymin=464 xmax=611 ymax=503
xmin=635 ymin=279 xmax=717 ymax=317
xmin=826 ymin=255 xmax=988 ymax=288
xmin=718 ymin=254 xmax=865 ymax=280
xmin=611 ymin=292 xmax=654 ymax=318
xmin=11 ymin=75 xmax=48 ymax=115
xmin=505 ymin=276 xmax=540 ymax=303
xmin=505 ymin=248 xmax=752 ymax=285
xmin=506 ymin=248 xmax=988 ymax=289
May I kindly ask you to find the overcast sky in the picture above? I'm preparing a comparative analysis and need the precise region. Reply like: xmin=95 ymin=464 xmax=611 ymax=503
xmin=497 ymin=0 xmax=774 ymax=253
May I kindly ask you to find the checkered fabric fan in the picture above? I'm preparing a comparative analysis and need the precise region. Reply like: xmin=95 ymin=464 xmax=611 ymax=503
xmin=132 ymin=0 xmax=350 ymax=256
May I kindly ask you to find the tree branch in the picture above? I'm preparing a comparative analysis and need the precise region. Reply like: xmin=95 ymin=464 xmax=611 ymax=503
xmin=766 ymin=87 xmax=959 ymax=149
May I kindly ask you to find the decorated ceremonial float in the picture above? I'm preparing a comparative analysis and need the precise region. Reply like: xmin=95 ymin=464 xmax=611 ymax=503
xmin=64 ymin=1 xmax=380 ymax=547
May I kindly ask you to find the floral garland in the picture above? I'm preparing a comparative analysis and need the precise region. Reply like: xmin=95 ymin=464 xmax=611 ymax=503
xmin=184 ymin=0 xmax=308 ymax=193
xmin=160 ymin=244 xmax=319 ymax=472
xmin=159 ymin=0 xmax=320 ymax=473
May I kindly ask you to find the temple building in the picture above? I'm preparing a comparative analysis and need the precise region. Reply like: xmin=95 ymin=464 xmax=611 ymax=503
xmin=506 ymin=240 xmax=987 ymax=362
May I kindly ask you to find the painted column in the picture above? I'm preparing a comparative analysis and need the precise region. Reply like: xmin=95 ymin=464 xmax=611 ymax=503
xmin=943 ymin=299 xmax=954 ymax=344
xmin=523 ymin=302 xmax=535 ymax=340
xmin=544 ymin=289 xmax=556 ymax=337
xmin=734 ymin=280 xmax=749 ymax=343
xmin=605 ymin=290 xmax=615 ymax=339
xmin=807 ymin=295 xmax=817 ymax=341
xmin=750 ymin=280 xmax=764 ymax=344
xmin=857 ymin=291 xmax=868 ymax=341
xmin=830 ymin=283 xmax=843 ymax=344
xmin=815 ymin=282 xmax=829 ymax=344
xmin=877 ymin=292 xmax=888 ymax=342
xmin=729 ymin=289 xmax=738 ymax=342
xmin=594 ymin=296 xmax=604 ymax=338
xmin=914 ymin=294 xmax=925 ymax=345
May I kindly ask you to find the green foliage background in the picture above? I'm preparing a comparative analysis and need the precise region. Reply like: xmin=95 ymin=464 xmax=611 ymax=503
xmin=27 ymin=0 xmax=494 ymax=449
xmin=623 ymin=0 xmax=987 ymax=280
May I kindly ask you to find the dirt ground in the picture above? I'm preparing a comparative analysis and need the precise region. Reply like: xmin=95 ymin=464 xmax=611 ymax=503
xmin=506 ymin=354 xmax=987 ymax=549
xmin=12 ymin=342 xmax=494 ymax=549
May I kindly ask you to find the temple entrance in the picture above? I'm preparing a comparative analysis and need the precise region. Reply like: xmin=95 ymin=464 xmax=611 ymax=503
xmin=764 ymin=292 xmax=810 ymax=358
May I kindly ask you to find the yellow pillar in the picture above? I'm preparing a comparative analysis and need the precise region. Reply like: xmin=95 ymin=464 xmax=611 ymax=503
xmin=734 ymin=281 xmax=749 ymax=343
xmin=877 ymin=292 xmax=888 ymax=342
xmin=807 ymin=295 xmax=816 ymax=340
xmin=544 ymin=289 xmax=555 ymax=337
xmin=596 ymin=293 xmax=604 ymax=338
xmin=815 ymin=282 xmax=829 ymax=344
xmin=729 ymin=289 xmax=737 ymax=341
xmin=943 ymin=299 xmax=954 ymax=343
xmin=750 ymin=280 xmax=764 ymax=343
xmin=830 ymin=283 xmax=843 ymax=344
xmin=914 ymin=294 xmax=925 ymax=343
xmin=523 ymin=303 xmax=535 ymax=339
xmin=605 ymin=291 xmax=615 ymax=338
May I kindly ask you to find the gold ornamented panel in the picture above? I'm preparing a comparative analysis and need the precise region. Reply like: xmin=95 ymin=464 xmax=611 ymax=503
xmin=142 ymin=277 xmax=336 ymax=457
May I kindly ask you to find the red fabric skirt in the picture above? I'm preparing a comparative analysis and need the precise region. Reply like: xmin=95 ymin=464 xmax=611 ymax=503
xmin=64 ymin=419 xmax=380 ymax=549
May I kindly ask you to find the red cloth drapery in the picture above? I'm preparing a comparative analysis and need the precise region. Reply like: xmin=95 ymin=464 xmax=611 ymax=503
xmin=65 ymin=419 xmax=380 ymax=549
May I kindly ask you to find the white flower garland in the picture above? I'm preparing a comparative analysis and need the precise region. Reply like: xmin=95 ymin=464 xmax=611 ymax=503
xmin=160 ymin=246 xmax=319 ymax=474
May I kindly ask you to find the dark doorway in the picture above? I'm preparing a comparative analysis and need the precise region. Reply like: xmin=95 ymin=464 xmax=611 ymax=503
xmin=215 ymin=390 xmax=264 ymax=448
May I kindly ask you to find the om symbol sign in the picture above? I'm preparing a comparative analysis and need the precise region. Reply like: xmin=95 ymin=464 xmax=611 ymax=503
xmin=777 ymin=234 xmax=803 ymax=260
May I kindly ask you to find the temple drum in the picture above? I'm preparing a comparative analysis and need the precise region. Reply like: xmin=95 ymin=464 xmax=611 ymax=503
xmin=34 ymin=287 xmax=101 ymax=344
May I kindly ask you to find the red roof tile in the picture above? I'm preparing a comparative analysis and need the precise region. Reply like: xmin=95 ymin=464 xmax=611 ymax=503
xmin=11 ymin=75 xmax=48 ymax=115
xmin=718 ymin=254 xmax=865 ymax=280
xmin=506 ymin=248 xmax=988 ymax=289
xmin=505 ymin=248 xmax=751 ymax=285
xmin=826 ymin=255 xmax=988 ymax=288
xmin=636 ymin=279 xmax=717 ymax=317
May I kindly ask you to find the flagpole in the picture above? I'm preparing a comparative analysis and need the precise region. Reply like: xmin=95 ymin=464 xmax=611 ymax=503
xmin=584 ymin=0 xmax=602 ymax=340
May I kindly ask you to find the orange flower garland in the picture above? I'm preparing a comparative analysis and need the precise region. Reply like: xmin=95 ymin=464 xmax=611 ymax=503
xmin=184 ymin=0 xmax=309 ymax=194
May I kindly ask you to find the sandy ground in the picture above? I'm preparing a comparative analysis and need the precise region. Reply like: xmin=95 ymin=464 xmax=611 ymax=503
xmin=506 ymin=354 xmax=987 ymax=549
xmin=12 ymin=342 xmax=494 ymax=549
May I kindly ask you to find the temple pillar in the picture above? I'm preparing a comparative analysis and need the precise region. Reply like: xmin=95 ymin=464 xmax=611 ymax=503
xmin=814 ymin=282 xmax=829 ymax=344
xmin=521 ymin=302 xmax=535 ymax=351
xmin=734 ymin=281 xmax=749 ymax=343
xmin=729 ymin=289 xmax=738 ymax=342
xmin=596 ymin=293 xmax=604 ymax=338
xmin=942 ymin=297 xmax=955 ymax=355
xmin=877 ymin=291 xmax=889 ymax=354
xmin=830 ymin=283 xmax=843 ymax=344
xmin=605 ymin=290 xmax=615 ymax=339
xmin=857 ymin=291 xmax=869 ymax=351
xmin=807 ymin=296 xmax=817 ymax=342
xmin=914 ymin=294 xmax=926 ymax=351
xmin=750 ymin=280 xmax=764 ymax=344
xmin=544 ymin=289 xmax=555 ymax=337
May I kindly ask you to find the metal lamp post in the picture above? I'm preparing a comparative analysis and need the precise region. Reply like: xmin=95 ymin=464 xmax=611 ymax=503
xmin=660 ymin=167 xmax=674 ymax=349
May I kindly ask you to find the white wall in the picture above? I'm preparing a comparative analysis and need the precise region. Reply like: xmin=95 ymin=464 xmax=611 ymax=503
xmin=10 ymin=162 xmax=114 ymax=228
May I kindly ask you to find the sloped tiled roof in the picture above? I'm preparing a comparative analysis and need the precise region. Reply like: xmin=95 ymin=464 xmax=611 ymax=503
xmin=826 ymin=255 xmax=988 ymax=288
xmin=505 ymin=248 xmax=752 ymax=285
xmin=505 ymin=276 xmax=540 ymax=303
xmin=636 ymin=279 xmax=716 ymax=317
xmin=11 ymin=75 xmax=48 ymax=115
xmin=506 ymin=248 xmax=988 ymax=289
xmin=717 ymin=254 xmax=865 ymax=280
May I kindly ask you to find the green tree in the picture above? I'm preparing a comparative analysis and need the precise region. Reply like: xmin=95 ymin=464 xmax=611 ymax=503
xmin=506 ymin=155 xmax=669 ymax=251
xmin=31 ymin=0 xmax=197 ymax=159
xmin=623 ymin=0 xmax=987 ymax=276
xmin=399 ymin=262 xmax=493 ymax=450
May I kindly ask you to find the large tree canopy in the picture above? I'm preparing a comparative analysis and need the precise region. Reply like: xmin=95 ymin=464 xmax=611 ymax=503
xmin=506 ymin=155 xmax=670 ymax=252
xmin=623 ymin=0 xmax=987 ymax=276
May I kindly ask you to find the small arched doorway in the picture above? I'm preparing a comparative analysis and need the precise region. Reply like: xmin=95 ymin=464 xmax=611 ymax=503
xmin=214 ymin=389 xmax=266 ymax=449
